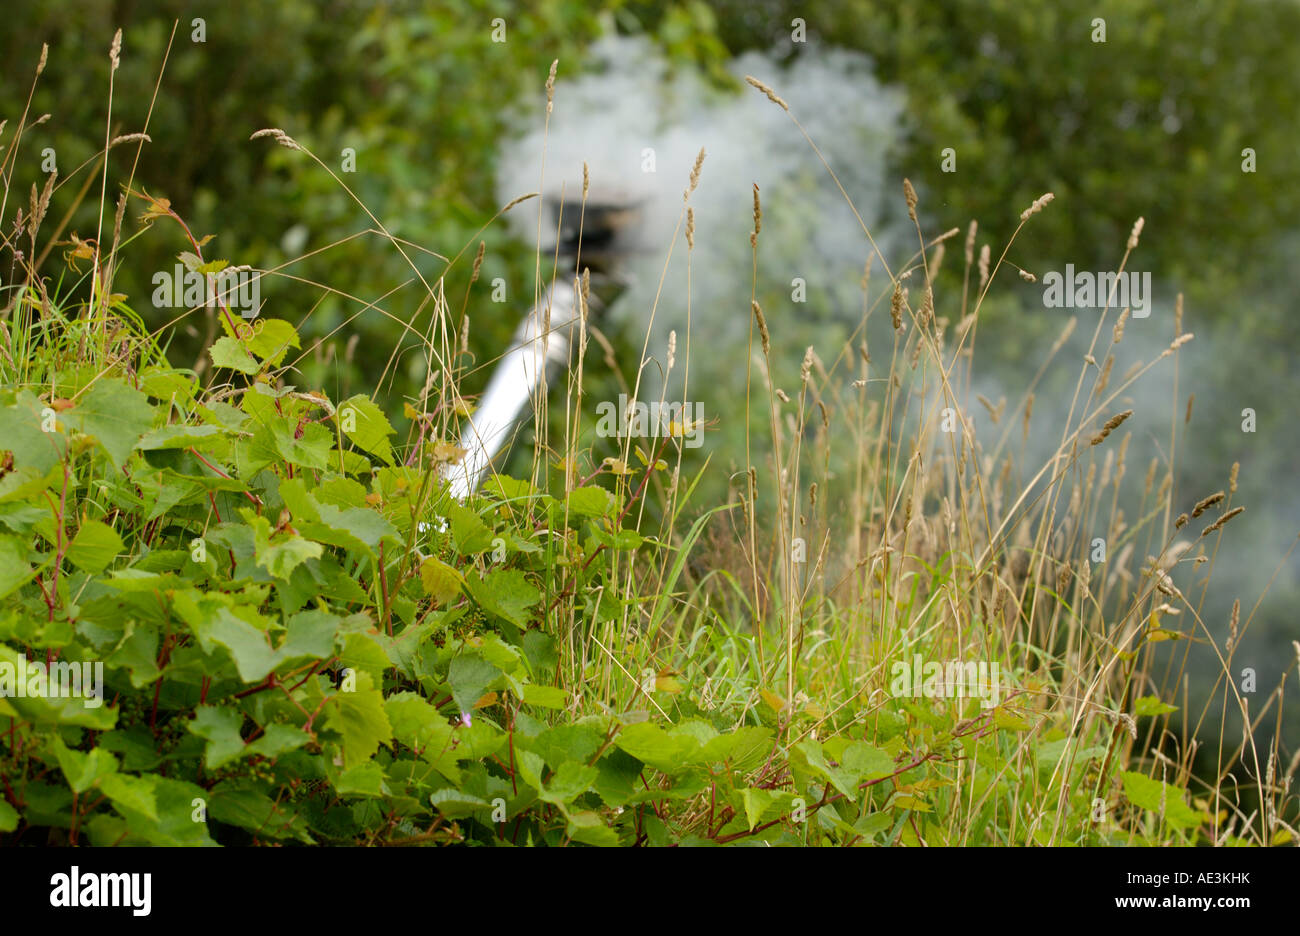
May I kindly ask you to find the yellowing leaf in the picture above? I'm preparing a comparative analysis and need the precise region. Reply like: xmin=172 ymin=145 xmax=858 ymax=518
xmin=419 ymin=556 xmax=464 ymax=607
xmin=654 ymin=672 xmax=684 ymax=694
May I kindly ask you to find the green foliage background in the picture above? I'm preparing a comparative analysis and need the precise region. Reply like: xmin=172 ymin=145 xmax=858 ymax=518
xmin=1 ymin=0 xmax=1298 ymax=842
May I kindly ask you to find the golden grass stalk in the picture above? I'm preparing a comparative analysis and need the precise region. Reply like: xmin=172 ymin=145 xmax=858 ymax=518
xmin=751 ymin=300 xmax=770 ymax=355
xmin=1200 ymin=506 xmax=1245 ymax=537
xmin=1192 ymin=491 xmax=1225 ymax=518
xmin=1090 ymin=409 xmax=1133 ymax=445
xmin=744 ymin=75 xmax=788 ymax=110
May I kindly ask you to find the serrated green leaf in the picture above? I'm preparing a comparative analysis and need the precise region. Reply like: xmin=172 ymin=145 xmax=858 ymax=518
xmin=245 ymin=319 xmax=300 ymax=366
xmin=209 ymin=337 xmax=260 ymax=373
xmin=71 ymin=380 xmax=156 ymax=468
xmin=463 ymin=568 xmax=540 ymax=627
xmin=339 ymin=394 xmax=395 ymax=465
xmin=256 ymin=533 xmax=322 ymax=580
xmin=1121 ymin=771 xmax=1204 ymax=831
xmin=49 ymin=737 xmax=119 ymax=793
xmin=566 ymin=485 xmax=616 ymax=518
xmin=324 ymin=671 xmax=392 ymax=770
xmin=189 ymin=705 xmax=247 ymax=770
xmin=66 ymin=520 xmax=124 ymax=573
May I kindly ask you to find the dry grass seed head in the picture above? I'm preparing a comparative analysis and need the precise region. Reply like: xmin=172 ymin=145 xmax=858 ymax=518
xmin=1020 ymin=192 xmax=1054 ymax=221
xmin=744 ymin=75 xmax=789 ymax=110
xmin=751 ymin=300 xmax=770 ymax=356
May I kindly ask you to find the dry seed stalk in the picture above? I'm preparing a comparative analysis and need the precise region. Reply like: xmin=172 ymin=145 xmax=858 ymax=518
xmin=1020 ymin=192 xmax=1054 ymax=221
xmin=1113 ymin=308 xmax=1129 ymax=343
xmin=744 ymin=75 xmax=788 ymax=110
xmin=751 ymin=300 xmax=770 ymax=355
xmin=545 ymin=60 xmax=558 ymax=114
xmin=1192 ymin=491 xmax=1224 ymax=518
xmin=470 ymin=241 xmax=486 ymax=284
xmin=1127 ymin=216 xmax=1145 ymax=250
xmin=687 ymin=147 xmax=706 ymax=199
xmin=1200 ymin=506 xmax=1245 ymax=538
xmin=1091 ymin=410 xmax=1133 ymax=445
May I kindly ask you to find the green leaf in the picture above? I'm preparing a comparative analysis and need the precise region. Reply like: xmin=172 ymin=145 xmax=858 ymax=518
xmin=740 ymin=787 xmax=778 ymax=830
xmin=463 ymin=569 xmax=540 ymax=627
xmin=447 ymin=653 xmax=502 ymax=714
xmin=796 ymin=739 xmax=865 ymax=800
xmin=566 ymin=485 xmax=616 ymax=519
xmin=137 ymin=424 xmax=226 ymax=450
xmin=0 ymin=535 xmax=34 ymax=598
xmin=179 ymin=598 xmax=280 ymax=683
xmin=694 ymin=726 xmax=773 ymax=770
xmin=566 ymin=809 xmax=619 ymax=846
xmin=195 ymin=258 xmax=229 ymax=275
xmin=245 ymin=724 xmax=310 ymax=761
xmin=428 ymin=788 xmax=491 ymax=819
xmin=448 ymin=503 xmax=494 ymax=555
xmin=522 ymin=684 xmax=568 ymax=709
xmin=189 ymin=705 xmax=247 ymax=770
xmin=839 ymin=741 xmax=897 ymax=782
xmin=50 ymin=737 xmax=119 ymax=793
xmin=209 ymin=336 xmax=261 ymax=374
xmin=339 ymin=632 xmax=390 ymax=683
xmin=0 ymin=800 xmax=17 ymax=832
xmin=100 ymin=772 xmax=159 ymax=822
xmin=339 ymin=394 xmax=395 ymax=465
xmin=385 ymin=692 xmax=453 ymax=751
xmin=1121 ymin=771 xmax=1205 ymax=831
xmin=0 ymin=390 xmax=69 ymax=472
xmin=245 ymin=318 xmax=300 ymax=366
xmin=614 ymin=721 xmax=697 ymax=774
xmin=208 ymin=779 xmax=313 ymax=843
xmin=536 ymin=761 xmax=599 ymax=806
xmin=324 ymin=671 xmax=392 ymax=770
xmin=256 ymin=533 xmax=323 ymax=580
xmin=66 ymin=520 xmax=124 ymax=574
xmin=100 ymin=776 xmax=214 ymax=846
xmin=105 ymin=622 xmax=162 ymax=688
xmin=1134 ymin=695 xmax=1178 ymax=717
xmin=71 ymin=379 xmax=156 ymax=467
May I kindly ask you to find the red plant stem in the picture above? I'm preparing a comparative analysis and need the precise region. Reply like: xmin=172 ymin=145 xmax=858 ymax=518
xmin=189 ymin=447 xmax=263 ymax=506
xmin=378 ymin=541 xmax=392 ymax=636
xmin=233 ymin=674 xmax=278 ymax=699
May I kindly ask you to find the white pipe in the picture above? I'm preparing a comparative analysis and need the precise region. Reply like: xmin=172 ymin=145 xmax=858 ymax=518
xmin=444 ymin=277 xmax=580 ymax=499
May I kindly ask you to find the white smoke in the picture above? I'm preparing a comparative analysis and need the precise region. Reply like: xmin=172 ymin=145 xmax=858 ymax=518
xmin=496 ymin=35 xmax=904 ymax=398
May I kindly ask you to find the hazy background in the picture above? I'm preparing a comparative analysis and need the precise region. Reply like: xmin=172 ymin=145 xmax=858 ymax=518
xmin=3 ymin=0 xmax=1297 ymax=750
